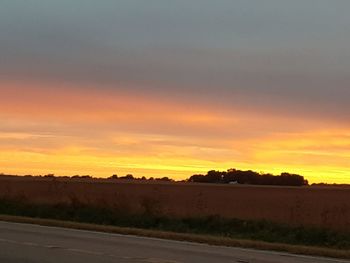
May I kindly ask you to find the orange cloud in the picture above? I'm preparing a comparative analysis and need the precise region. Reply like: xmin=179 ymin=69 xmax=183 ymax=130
xmin=1 ymin=80 xmax=349 ymax=183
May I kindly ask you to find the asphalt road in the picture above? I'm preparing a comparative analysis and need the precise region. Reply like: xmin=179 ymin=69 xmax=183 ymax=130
xmin=0 ymin=221 xmax=348 ymax=263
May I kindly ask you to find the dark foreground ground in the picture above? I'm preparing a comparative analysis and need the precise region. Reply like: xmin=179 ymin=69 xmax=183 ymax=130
xmin=1 ymin=176 xmax=349 ymax=232
xmin=1 ymin=221 xmax=348 ymax=263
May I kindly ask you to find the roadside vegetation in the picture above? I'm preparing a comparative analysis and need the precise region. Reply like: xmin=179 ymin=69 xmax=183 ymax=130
xmin=0 ymin=197 xmax=348 ymax=250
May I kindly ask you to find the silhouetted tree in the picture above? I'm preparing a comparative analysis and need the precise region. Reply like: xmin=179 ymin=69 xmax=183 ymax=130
xmin=120 ymin=174 xmax=134 ymax=180
xmin=189 ymin=168 xmax=308 ymax=186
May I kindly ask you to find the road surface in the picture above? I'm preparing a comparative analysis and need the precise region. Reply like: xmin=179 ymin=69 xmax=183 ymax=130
xmin=0 ymin=221 xmax=348 ymax=263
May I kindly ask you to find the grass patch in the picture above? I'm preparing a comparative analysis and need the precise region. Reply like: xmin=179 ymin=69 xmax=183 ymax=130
xmin=0 ymin=198 xmax=349 ymax=251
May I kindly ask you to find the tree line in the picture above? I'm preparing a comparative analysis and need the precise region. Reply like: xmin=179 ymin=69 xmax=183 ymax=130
xmin=0 ymin=168 xmax=308 ymax=186
xmin=188 ymin=169 xmax=308 ymax=186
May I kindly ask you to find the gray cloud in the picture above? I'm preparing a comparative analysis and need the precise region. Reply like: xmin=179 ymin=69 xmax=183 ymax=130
xmin=1 ymin=0 xmax=350 ymax=121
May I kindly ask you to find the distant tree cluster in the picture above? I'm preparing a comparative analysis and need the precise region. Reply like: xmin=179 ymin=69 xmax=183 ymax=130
xmin=107 ymin=174 xmax=173 ymax=182
xmin=0 ymin=169 xmax=311 ymax=186
xmin=0 ymin=173 xmax=174 ymax=182
xmin=188 ymin=169 xmax=308 ymax=186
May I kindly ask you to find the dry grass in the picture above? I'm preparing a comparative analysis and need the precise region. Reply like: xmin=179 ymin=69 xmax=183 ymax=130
xmin=0 ymin=176 xmax=349 ymax=232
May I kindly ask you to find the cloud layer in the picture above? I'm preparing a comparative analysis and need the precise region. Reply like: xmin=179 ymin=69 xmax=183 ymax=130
xmin=1 ymin=1 xmax=350 ymax=182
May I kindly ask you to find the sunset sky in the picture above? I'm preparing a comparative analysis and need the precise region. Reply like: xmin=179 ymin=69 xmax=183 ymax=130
xmin=1 ymin=1 xmax=350 ymax=183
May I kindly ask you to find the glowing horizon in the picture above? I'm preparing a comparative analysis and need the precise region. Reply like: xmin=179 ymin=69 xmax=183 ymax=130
xmin=1 ymin=80 xmax=349 ymax=183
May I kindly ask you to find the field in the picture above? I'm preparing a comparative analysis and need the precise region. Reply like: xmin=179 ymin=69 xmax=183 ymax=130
xmin=0 ymin=176 xmax=349 ymax=232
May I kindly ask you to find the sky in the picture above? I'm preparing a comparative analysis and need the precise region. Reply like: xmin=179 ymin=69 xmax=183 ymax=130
xmin=1 ymin=1 xmax=350 ymax=183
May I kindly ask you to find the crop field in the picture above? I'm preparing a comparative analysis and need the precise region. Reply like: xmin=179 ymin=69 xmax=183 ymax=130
xmin=0 ymin=176 xmax=349 ymax=232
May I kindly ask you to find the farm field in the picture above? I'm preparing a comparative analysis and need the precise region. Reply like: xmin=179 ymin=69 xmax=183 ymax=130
xmin=0 ymin=176 xmax=349 ymax=232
